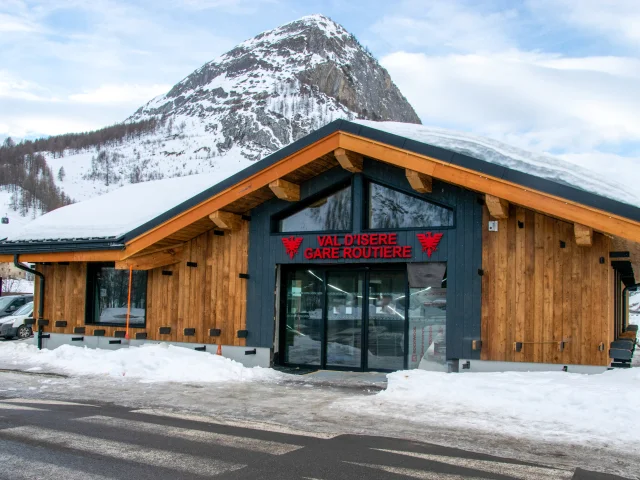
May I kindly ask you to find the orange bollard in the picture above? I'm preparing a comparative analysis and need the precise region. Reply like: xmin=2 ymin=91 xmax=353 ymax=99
xmin=216 ymin=344 xmax=222 ymax=356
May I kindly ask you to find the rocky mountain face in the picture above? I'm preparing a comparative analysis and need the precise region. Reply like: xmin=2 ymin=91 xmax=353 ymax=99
xmin=132 ymin=14 xmax=420 ymax=160
xmin=0 ymin=14 xmax=421 ymax=233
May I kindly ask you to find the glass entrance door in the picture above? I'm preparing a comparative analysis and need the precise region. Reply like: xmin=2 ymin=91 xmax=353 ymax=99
xmin=282 ymin=267 xmax=410 ymax=371
xmin=367 ymin=271 xmax=406 ymax=371
xmin=283 ymin=269 xmax=323 ymax=366
xmin=326 ymin=271 xmax=364 ymax=368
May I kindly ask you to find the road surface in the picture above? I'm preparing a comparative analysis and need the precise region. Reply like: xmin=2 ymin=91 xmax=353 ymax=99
xmin=0 ymin=397 xmax=631 ymax=480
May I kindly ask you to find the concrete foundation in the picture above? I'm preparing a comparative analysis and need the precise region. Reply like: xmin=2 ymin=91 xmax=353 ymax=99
xmin=457 ymin=359 xmax=609 ymax=374
xmin=34 ymin=333 xmax=272 ymax=368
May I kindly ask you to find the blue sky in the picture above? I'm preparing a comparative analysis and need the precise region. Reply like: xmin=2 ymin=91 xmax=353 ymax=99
xmin=1 ymin=0 xmax=640 ymax=174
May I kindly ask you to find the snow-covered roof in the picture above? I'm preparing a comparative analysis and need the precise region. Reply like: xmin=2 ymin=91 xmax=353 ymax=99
xmin=3 ymin=120 xmax=639 ymax=247
xmin=355 ymin=120 xmax=640 ymax=207
xmin=4 ymin=171 xmax=239 ymax=243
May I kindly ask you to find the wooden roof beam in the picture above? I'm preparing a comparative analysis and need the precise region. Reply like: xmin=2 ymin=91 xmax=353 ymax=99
xmin=334 ymin=148 xmax=363 ymax=173
xmin=405 ymin=169 xmax=432 ymax=193
xmin=209 ymin=211 xmax=243 ymax=231
xmin=269 ymin=178 xmax=300 ymax=202
xmin=115 ymin=245 xmax=184 ymax=271
xmin=485 ymin=194 xmax=509 ymax=219
xmin=574 ymin=223 xmax=593 ymax=247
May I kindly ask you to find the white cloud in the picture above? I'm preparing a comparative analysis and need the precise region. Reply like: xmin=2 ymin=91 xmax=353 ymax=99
xmin=370 ymin=0 xmax=519 ymax=53
xmin=0 ymin=12 xmax=38 ymax=32
xmin=0 ymin=115 xmax=104 ymax=138
xmin=528 ymin=0 xmax=640 ymax=50
xmin=69 ymin=84 xmax=171 ymax=105
xmin=0 ymin=71 xmax=56 ymax=102
xmin=380 ymin=50 xmax=640 ymax=153
xmin=180 ymin=0 xmax=277 ymax=13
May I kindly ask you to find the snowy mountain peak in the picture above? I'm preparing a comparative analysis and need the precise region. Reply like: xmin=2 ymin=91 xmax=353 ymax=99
xmin=0 ymin=15 xmax=422 ymax=233
xmin=132 ymin=14 xmax=420 ymax=160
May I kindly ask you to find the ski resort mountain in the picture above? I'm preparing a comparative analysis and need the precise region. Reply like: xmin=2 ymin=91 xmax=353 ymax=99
xmin=0 ymin=14 xmax=420 ymax=234
xmin=131 ymin=14 xmax=421 ymax=159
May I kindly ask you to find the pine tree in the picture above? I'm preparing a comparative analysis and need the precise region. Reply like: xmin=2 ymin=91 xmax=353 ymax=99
xmin=57 ymin=166 xmax=66 ymax=181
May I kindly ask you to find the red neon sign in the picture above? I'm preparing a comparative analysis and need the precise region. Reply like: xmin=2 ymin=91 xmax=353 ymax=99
xmin=281 ymin=236 xmax=303 ymax=259
xmin=416 ymin=232 xmax=443 ymax=258
xmin=303 ymin=233 xmax=412 ymax=260
xmin=282 ymin=232 xmax=444 ymax=260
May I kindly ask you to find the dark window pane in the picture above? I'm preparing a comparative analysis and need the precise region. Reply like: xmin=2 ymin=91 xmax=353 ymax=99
xmin=368 ymin=183 xmax=454 ymax=229
xmin=284 ymin=270 xmax=323 ymax=365
xmin=279 ymin=185 xmax=351 ymax=232
xmin=89 ymin=266 xmax=146 ymax=326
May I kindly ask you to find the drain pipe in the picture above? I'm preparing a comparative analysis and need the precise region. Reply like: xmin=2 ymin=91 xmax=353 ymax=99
xmin=14 ymin=255 xmax=45 ymax=349
xmin=622 ymin=283 xmax=640 ymax=332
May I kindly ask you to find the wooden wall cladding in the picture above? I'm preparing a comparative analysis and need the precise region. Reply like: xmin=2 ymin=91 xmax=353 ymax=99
xmin=481 ymin=205 xmax=613 ymax=366
xmin=37 ymin=262 xmax=88 ymax=335
xmin=36 ymin=221 xmax=249 ymax=346
xmin=147 ymin=220 xmax=249 ymax=346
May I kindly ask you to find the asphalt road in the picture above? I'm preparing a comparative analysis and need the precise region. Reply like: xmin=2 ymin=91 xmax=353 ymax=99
xmin=0 ymin=397 xmax=631 ymax=480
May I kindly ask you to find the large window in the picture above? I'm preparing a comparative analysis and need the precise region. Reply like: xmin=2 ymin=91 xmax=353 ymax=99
xmin=277 ymin=185 xmax=351 ymax=233
xmin=86 ymin=263 xmax=147 ymax=326
xmin=368 ymin=182 xmax=454 ymax=229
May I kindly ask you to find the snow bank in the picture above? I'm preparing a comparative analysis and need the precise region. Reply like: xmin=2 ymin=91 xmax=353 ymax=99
xmin=338 ymin=368 xmax=640 ymax=448
xmin=356 ymin=120 xmax=640 ymax=207
xmin=0 ymin=343 xmax=283 ymax=383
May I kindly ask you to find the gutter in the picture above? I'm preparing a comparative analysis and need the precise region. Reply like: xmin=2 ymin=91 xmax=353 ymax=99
xmin=13 ymin=255 xmax=45 ymax=350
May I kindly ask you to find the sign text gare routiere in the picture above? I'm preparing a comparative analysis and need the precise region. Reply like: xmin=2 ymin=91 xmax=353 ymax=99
xmin=281 ymin=232 xmax=444 ymax=260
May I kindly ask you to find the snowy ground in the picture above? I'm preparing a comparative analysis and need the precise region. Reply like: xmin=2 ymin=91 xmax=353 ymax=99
xmin=0 ymin=341 xmax=638 ymax=479
xmin=0 ymin=343 xmax=282 ymax=383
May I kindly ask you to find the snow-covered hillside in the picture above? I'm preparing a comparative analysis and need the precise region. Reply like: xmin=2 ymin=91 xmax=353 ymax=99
xmin=0 ymin=187 xmax=43 ymax=239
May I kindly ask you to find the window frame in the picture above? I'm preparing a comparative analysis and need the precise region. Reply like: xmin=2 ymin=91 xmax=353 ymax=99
xmin=270 ymin=178 xmax=354 ymax=235
xmin=85 ymin=262 xmax=148 ymax=328
xmin=363 ymin=178 xmax=456 ymax=232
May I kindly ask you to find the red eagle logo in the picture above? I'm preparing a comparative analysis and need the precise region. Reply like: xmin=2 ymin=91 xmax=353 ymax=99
xmin=416 ymin=232 xmax=444 ymax=258
xmin=282 ymin=236 xmax=303 ymax=259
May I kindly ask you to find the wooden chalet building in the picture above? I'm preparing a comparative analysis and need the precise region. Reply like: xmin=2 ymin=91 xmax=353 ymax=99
xmin=1 ymin=120 xmax=638 ymax=372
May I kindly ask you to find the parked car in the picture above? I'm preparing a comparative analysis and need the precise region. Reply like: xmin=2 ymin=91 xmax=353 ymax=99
xmin=0 ymin=301 xmax=34 ymax=340
xmin=0 ymin=295 xmax=33 ymax=318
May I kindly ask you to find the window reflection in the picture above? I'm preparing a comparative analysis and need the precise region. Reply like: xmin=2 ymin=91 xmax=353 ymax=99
xmin=284 ymin=270 xmax=323 ymax=365
xmin=87 ymin=265 xmax=147 ymax=326
xmin=278 ymin=185 xmax=351 ymax=232
xmin=369 ymin=182 xmax=454 ymax=229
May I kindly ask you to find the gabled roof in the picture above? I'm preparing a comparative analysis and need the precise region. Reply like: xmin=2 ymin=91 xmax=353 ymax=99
xmin=2 ymin=119 xmax=639 ymax=259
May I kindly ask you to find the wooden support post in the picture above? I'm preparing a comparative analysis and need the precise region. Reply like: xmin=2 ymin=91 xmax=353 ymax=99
xmin=405 ymin=169 xmax=432 ymax=193
xmin=209 ymin=211 xmax=243 ymax=231
xmin=269 ymin=179 xmax=300 ymax=201
xmin=334 ymin=148 xmax=363 ymax=173
xmin=115 ymin=245 xmax=184 ymax=270
xmin=485 ymin=194 xmax=509 ymax=219
xmin=574 ymin=223 xmax=593 ymax=246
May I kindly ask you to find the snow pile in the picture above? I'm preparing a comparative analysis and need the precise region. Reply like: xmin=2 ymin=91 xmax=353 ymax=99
xmin=0 ymin=343 xmax=284 ymax=383
xmin=338 ymin=368 xmax=640 ymax=448
xmin=356 ymin=120 xmax=640 ymax=207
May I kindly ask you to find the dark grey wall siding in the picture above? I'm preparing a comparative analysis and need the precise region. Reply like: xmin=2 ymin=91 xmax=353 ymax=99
xmin=246 ymin=159 xmax=483 ymax=360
